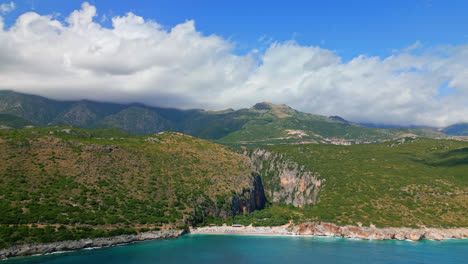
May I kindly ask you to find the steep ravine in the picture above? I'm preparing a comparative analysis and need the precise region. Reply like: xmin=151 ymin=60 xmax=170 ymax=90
xmin=191 ymin=172 xmax=267 ymax=221
xmin=245 ymin=149 xmax=324 ymax=207
xmin=230 ymin=174 xmax=267 ymax=215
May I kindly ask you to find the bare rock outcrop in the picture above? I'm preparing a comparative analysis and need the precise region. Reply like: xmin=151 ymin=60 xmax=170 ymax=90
xmin=292 ymin=222 xmax=468 ymax=241
xmin=245 ymin=149 xmax=324 ymax=207
xmin=230 ymin=173 xmax=267 ymax=215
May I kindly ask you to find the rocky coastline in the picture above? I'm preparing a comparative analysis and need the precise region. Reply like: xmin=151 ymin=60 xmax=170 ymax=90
xmin=292 ymin=222 xmax=468 ymax=241
xmin=191 ymin=222 xmax=468 ymax=242
xmin=0 ymin=229 xmax=186 ymax=261
xmin=2 ymin=223 xmax=467 ymax=261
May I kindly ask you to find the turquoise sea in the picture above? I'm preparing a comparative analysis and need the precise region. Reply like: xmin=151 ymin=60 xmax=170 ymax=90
xmin=4 ymin=235 xmax=468 ymax=264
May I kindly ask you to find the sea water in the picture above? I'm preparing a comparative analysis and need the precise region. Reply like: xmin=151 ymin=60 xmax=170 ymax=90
xmin=4 ymin=235 xmax=468 ymax=264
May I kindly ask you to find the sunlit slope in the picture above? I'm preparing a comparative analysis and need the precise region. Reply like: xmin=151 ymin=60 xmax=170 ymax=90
xmin=0 ymin=127 xmax=262 ymax=248
xmin=262 ymin=137 xmax=468 ymax=227
xmin=216 ymin=102 xmax=449 ymax=146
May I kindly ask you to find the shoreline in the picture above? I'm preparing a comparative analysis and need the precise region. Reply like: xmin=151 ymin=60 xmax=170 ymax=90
xmin=189 ymin=222 xmax=468 ymax=242
xmin=0 ymin=229 xmax=185 ymax=261
xmin=2 ymin=223 xmax=468 ymax=261
xmin=189 ymin=232 xmax=468 ymax=242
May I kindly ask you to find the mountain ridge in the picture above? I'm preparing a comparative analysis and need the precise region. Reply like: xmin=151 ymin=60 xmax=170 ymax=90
xmin=0 ymin=90 xmax=453 ymax=145
xmin=442 ymin=122 xmax=468 ymax=136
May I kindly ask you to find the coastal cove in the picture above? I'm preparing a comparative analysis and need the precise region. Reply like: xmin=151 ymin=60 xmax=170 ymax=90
xmin=3 ymin=234 xmax=468 ymax=264
xmin=2 ymin=1 xmax=468 ymax=263
xmin=2 ymin=223 xmax=468 ymax=261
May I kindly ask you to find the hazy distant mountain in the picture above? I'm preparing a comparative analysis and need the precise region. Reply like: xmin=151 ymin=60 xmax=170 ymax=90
xmin=442 ymin=123 xmax=468 ymax=136
xmin=359 ymin=122 xmax=439 ymax=130
xmin=96 ymin=106 xmax=171 ymax=135
xmin=0 ymin=114 xmax=35 ymax=130
xmin=0 ymin=90 xmax=450 ymax=145
xmin=0 ymin=90 xmax=70 ymax=126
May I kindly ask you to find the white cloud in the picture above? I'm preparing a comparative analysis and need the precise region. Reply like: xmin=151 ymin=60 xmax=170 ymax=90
xmin=100 ymin=14 xmax=108 ymax=23
xmin=404 ymin=40 xmax=422 ymax=52
xmin=0 ymin=2 xmax=468 ymax=127
xmin=0 ymin=1 xmax=14 ymax=14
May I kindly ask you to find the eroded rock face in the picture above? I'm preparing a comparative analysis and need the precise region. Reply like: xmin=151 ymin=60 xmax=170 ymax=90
xmin=230 ymin=173 xmax=267 ymax=215
xmin=292 ymin=222 xmax=468 ymax=241
xmin=197 ymin=173 xmax=267 ymax=220
xmin=246 ymin=149 xmax=324 ymax=207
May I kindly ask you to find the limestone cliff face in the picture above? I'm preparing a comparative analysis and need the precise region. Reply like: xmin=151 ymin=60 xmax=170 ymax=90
xmin=194 ymin=172 xmax=267 ymax=221
xmin=245 ymin=149 xmax=324 ymax=207
xmin=230 ymin=173 xmax=267 ymax=215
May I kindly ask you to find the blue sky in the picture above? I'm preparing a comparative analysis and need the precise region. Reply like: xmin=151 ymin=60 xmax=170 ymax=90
xmin=1 ymin=0 xmax=468 ymax=126
xmin=5 ymin=0 xmax=468 ymax=60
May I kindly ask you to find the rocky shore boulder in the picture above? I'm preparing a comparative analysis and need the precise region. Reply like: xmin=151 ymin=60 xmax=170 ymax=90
xmin=292 ymin=222 xmax=468 ymax=241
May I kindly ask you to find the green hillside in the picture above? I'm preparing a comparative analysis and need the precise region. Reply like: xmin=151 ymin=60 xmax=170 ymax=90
xmin=0 ymin=125 xmax=466 ymax=249
xmin=251 ymin=137 xmax=468 ymax=228
xmin=214 ymin=102 xmax=449 ymax=146
xmin=0 ymin=127 xmax=264 ymax=248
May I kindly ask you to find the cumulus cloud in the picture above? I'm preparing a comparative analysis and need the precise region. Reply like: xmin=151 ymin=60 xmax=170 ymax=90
xmin=0 ymin=2 xmax=468 ymax=127
xmin=0 ymin=1 xmax=14 ymax=14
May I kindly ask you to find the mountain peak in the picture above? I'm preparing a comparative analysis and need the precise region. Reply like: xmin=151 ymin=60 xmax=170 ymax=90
xmin=251 ymin=102 xmax=295 ymax=118
xmin=252 ymin=102 xmax=291 ymax=110
xmin=329 ymin=116 xmax=350 ymax=124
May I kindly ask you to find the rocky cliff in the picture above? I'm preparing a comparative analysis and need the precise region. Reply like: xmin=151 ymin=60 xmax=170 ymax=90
xmin=0 ymin=229 xmax=186 ymax=260
xmin=197 ymin=172 xmax=267 ymax=221
xmin=245 ymin=149 xmax=324 ymax=207
xmin=230 ymin=173 xmax=267 ymax=215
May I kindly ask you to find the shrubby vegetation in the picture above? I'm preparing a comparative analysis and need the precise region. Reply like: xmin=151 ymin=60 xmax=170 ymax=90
xmin=261 ymin=137 xmax=468 ymax=228
xmin=0 ymin=126 xmax=467 ymax=249
xmin=0 ymin=127 xmax=253 ymax=248
xmin=0 ymin=225 xmax=138 ymax=249
xmin=0 ymin=114 xmax=35 ymax=129
xmin=192 ymin=204 xmax=299 ymax=227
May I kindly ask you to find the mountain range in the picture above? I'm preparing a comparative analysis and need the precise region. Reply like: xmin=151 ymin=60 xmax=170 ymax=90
xmin=0 ymin=90 xmax=459 ymax=145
